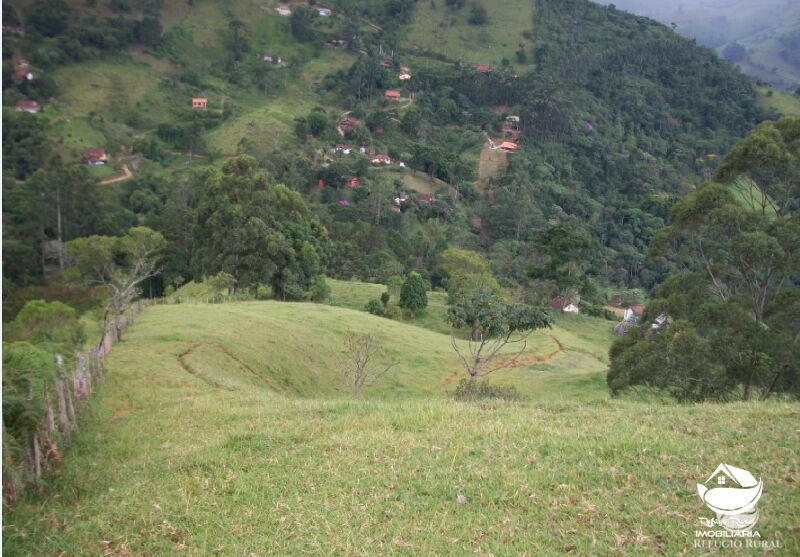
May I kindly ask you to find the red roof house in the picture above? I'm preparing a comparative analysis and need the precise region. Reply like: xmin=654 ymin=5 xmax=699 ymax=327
xmin=15 ymin=100 xmax=40 ymax=113
xmin=418 ymin=193 xmax=437 ymax=203
xmin=83 ymin=148 xmax=107 ymax=165
xmin=348 ymin=177 xmax=361 ymax=187
xmin=475 ymin=64 xmax=493 ymax=73
xmin=384 ymin=90 xmax=401 ymax=99
xmin=550 ymin=296 xmax=580 ymax=313
xmin=192 ymin=98 xmax=208 ymax=109
xmin=371 ymin=154 xmax=392 ymax=164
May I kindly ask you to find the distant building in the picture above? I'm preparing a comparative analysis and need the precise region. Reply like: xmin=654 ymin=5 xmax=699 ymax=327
xmin=371 ymin=154 xmax=392 ymax=164
xmin=398 ymin=72 xmax=411 ymax=80
xmin=624 ymin=306 xmax=646 ymax=321
xmin=348 ymin=177 xmax=360 ymax=187
xmin=335 ymin=144 xmax=354 ymax=154
xmin=262 ymin=54 xmax=282 ymax=63
xmin=83 ymin=148 xmax=107 ymax=165
xmin=192 ymin=98 xmax=208 ymax=109
xmin=384 ymin=90 xmax=401 ymax=100
xmin=499 ymin=141 xmax=519 ymax=151
xmin=15 ymin=100 xmax=40 ymax=113
xmin=318 ymin=8 xmax=332 ymax=16
xmin=417 ymin=193 xmax=437 ymax=204
xmin=275 ymin=6 xmax=291 ymax=16
xmin=475 ymin=64 xmax=493 ymax=73
xmin=550 ymin=297 xmax=580 ymax=314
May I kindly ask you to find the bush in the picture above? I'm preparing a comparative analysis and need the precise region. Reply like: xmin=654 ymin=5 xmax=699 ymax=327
xmin=7 ymin=300 xmax=85 ymax=351
xmin=453 ymin=379 xmax=521 ymax=401
xmin=308 ymin=275 xmax=331 ymax=303
xmin=365 ymin=298 xmax=385 ymax=316
xmin=256 ymin=284 xmax=272 ymax=300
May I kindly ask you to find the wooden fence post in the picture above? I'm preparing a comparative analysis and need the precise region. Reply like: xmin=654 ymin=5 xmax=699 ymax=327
xmin=30 ymin=433 xmax=41 ymax=478
xmin=55 ymin=377 xmax=71 ymax=449
xmin=44 ymin=392 xmax=56 ymax=439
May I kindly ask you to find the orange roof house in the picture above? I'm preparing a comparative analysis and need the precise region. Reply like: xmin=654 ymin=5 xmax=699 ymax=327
xmin=192 ymin=98 xmax=208 ymax=109
xmin=384 ymin=90 xmax=401 ymax=99
xmin=499 ymin=141 xmax=519 ymax=150
xmin=475 ymin=64 xmax=493 ymax=73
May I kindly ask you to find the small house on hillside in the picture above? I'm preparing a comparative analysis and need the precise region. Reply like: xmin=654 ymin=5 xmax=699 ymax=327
xmin=418 ymin=193 xmax=437 ymax=204
xmin=15 ymin=100 xmax=40 ymax=113
xmin=83 ymin=148 xmax=107 ymax=165
xmin=623 ymin=305 xmax=645 ymax=321
xmin=371 ymin=154 xmax=392 ymax=164
xmin=335 ymin=143 xmax=354 ymax=154
xmin=262 ymin=54 xmax=283 ymax=63
xmin=384 ymin=90 xmax=401 ymax=100
xmin=192 ymin=98 xmax=208 ymax=109
xmin=499 ymin=141 xmax=519 ymax=151
xmin=318 ymin=8 xmax=332 ymax=16
xmin=475 ymin=64 xmax=493 ymax=73
xmin=398 ymin=72 xmax=411 ymax=80
xmin=380 ymin=59 xmax=392 ymax=69
xmin=550 ymin=296 xmax=579 ymax=314
xmin=275 ymin=6 xmax=291 ymax=16
xmin=340 ymin=117 xmax=362 ymax=129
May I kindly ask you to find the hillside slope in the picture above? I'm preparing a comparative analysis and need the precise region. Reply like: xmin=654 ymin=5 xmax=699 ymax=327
xmin=3 ymin=302 xmax=798 ymax=554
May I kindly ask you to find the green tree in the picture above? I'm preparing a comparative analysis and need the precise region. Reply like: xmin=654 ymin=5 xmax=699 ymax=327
xmin=193 ymin=156 xmax=327 ymax=300
xmin=290 ymin=5 xmax=314 ymax=42
xmin=67 ymin=227 xmax=165 ymax=345
xmin=447 ymin=285 xmax=552 ymax=381
xmin=399 ymin=271 xmax=428 ymax=317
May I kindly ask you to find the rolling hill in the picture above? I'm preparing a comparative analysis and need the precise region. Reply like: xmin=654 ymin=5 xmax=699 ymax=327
xmin=2 ymin=298 xmax=798 ymax=554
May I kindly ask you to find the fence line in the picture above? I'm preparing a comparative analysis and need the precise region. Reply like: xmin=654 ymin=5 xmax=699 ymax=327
xmin=3 ymin=299 xmax=149 ymax=508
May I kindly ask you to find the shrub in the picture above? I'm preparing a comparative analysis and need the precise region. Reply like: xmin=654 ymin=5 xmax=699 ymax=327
xmin=399 ymin=271 xmax=428 ymax=317
xmin=380 ymin=292 xmax=390 ymax=308
xmin=453 ymin=379 xmax=521 ymax=401
xmin=308 ymin=275 xmax=331 ymax=303
xmin=7 ymin=300 xmax=85 ymax=351
xmin=365 ymin=298 xmax=385 ymax=316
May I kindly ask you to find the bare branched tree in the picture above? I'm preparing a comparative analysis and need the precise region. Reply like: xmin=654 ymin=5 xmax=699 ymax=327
xmin=337 ymin=332 xmax=396 ymax=398
xmin=67 ymin=227 xmax=165 ymax=346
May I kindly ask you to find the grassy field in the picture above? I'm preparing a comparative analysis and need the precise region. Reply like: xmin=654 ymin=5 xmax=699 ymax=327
xmin=403 ymin=0 xmax=535 ymax=66
xmin=3 ymin=299 xmax=798 ymax=555
xmin=757 ymin=87 xmax=800 ymax=117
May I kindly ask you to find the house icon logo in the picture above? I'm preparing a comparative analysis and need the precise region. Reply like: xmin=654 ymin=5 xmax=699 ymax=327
xmin=697 ymin=464 xmax=763 ymax=531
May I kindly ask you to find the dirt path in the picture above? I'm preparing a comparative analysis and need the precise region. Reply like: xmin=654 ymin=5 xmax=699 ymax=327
xmin=177 ymin=342 xmax=285 ymax=393
xmin=98 ymin=164 xmax=132 ymax=185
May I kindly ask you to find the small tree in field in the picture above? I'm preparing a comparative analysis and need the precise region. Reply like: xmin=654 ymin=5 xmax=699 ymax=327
xmin=399 ymin=271 xmax=427 ymax=317
xmin=338 ymin=332 xmax=396 ymax=398
xmin=447 ymin=287 xmax=552 ymax=381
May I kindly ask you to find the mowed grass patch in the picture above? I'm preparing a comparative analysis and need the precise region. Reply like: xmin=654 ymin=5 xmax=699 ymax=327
xmin=3 ymin=317 xmax=797 ymax=556
xmin=403 ymin=0 xmax=535 ymax=66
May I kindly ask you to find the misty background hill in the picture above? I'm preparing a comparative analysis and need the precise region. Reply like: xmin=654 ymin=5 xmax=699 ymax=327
xmin=594 ymin=0 xmax=800 ymax=90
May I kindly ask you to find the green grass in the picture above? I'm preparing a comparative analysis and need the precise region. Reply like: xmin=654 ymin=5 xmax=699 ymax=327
xmin=3 ymin=300 xmax=798 ymax=554
xmin=757 ymin=87 xmax=800 ymax=117
xmin=403 ymin=0 xmax=535 ymax=66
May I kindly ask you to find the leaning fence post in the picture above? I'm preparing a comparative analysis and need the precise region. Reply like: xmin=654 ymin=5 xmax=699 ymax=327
xmin=54 ymin=356 xmax=72 ymax=449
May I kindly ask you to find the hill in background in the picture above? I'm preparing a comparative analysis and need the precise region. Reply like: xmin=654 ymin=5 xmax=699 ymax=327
xmin=594 ymin=0 xmax=800 ymax=91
